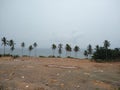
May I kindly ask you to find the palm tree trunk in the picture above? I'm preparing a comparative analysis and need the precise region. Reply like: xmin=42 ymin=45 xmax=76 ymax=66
xmin=29 ymin=51 xmax=31 ymax=57
xmin=4 ymin=45 xmax=5 ymax=56
xmin=75 ymin=52 xmax=77 ymax=58
xmin=22 ymin=48 xmax=23 ymax=57
xmin=34 ymin=48 xmax=36 ymax=57
xmin=53 ymin=50 xmax=54 ymax=56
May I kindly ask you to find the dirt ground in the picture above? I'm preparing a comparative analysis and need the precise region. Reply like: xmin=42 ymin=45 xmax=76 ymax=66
xmin=0 ymin=57 xmax=120 ymax=90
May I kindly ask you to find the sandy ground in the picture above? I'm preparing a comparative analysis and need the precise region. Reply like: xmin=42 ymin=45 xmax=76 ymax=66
xmin=0 ymin=57 xmax=120 ymax=90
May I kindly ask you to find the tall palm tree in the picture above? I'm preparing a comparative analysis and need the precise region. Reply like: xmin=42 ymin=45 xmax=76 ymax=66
xmin=84 ymin=50 xmax=88 ymax=58
xmin=58 ymin=44 xmax=62 ymax=57
xmin=10 ymin=46 xmax=15 ymax=55
xmin=1 ymin=37 xmax=7 ymax=55
xmin=103 ymin=40 xmax=110 ymax=59
xmin=87 ymin=44 xmax=92 ymax=59
xmin=33 ymin=42 xmax=37 ymax=57
xmin=74 ymin=45 xmax=80 ymax=58
xmin=95 ymin=45 xmax=99 ymax=51
xmin=52 ymin=44 xmax=56 ymax=56
xmin=65 ymin=44 xmax=72 ymax=57
xmin=8 ymin=39 xmax=15 ymax=55
xmin=28 ymin=45 xmax=33 ymax=57
xmin=65 ymin=44 xmax=69 ymax=57
xmin=21 ymin=42 xmax=25 ymax=56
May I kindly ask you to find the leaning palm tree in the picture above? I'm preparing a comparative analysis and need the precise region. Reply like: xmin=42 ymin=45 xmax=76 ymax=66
xmin=33 ymin=42 xmax=37 ymax=57
xmin=58 ymin=44 xmax=62 ymax=57
xmin=87 ymin=44 xmax=92 ymax=59
xmin=74 ymin=45 xmax=80 ymax=58
xmin=21 ymin=42 xmax=25 ymax=56
xmin=103 ymin=40 xmax=110 ymax=60
xmin=1 ymin=37 xmax=7 ymax=55
xmin=52 ymin=44 xmax=56 ymax=56
xmin=28 ymin=45 xmax=33 ymax=57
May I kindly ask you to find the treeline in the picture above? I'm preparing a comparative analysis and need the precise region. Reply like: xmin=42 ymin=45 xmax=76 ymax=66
xmin=1 ymin=37 xmax=120 ymax=62
xmin=83 ymin=40 xmax=120 ymax=62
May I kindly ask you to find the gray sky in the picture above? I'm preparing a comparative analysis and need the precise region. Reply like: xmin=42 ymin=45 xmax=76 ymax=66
xmin=0 ymin=0 xmax=120 ymax=48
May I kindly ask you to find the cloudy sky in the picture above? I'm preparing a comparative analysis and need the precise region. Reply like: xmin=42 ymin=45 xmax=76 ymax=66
xmin=0 ymin=0 xmax=120 ymax=48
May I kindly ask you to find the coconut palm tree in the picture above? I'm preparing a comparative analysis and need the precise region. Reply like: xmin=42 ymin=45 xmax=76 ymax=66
xmin=52 ymin=44 xmax=56 ymax=56
xmin=21 ymin=42 xmax=25 ymax=56
xmin=1 ymin=37 xmax=7 ymax=55
xmin=103 ymin=40 xmax=110 ymax=59
xmin=74 ymin=45 xmax=80 ymax=58
xmin=10 ymin=46 xmax=15 ymax=55
xmin=65 ymin=44 xmax=69 ymax=57
xmin=8 ymin=39 xmax=15 ymax=55
xmin=87 ymin=44 xmax=92 ymax=59
xmin=33 ymin=42 xmax=37 ymax=57
xmin=58 ymin=44 xmax=62 ymax=57
xmin=95 ymin=45 xmax=99 ymax=51
xmin=65 ymin=44 xmax=72 ymax=57
xmin=28 ymin=45 xmax=33 ymax=57
xmin=84 ymin=50 xmax=88 ymax=58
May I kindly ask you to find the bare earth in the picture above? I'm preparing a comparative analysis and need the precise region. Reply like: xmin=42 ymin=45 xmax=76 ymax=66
xmin=0 ymin=57 xmax=120 ymax=90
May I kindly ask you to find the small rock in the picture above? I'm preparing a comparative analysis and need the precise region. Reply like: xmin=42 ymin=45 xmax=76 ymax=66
xmin=57 ymin=73 xmax=60 ymax=76
xmin=21 ymin=76 xmax=24 ymax=79
xmin=25 ymin=85 xmax=29 ymax=88
xmin=76 ymin=85 xmax=80 ymax=88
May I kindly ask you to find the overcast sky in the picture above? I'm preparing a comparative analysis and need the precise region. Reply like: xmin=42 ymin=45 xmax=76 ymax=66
xmin=0 ymin=0 xmax=120 ymax=48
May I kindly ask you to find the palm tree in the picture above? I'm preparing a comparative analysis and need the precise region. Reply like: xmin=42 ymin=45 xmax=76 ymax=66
xmin=52 ymin=44 xmax=56 ymax=56
xmin=33 ymin=42 xmax=37 ymax=57
xmin=87 ymin=44 xmax=92 ymax=59
xmin=1 ymin=37 xmax=7 ymax=55
xmin=84 ymin=50 xmax=88 ymax=58
xmin=65 ymin=44 xmax=72 ymax=57
xmin=95 ymin=45 xmax=99 ymax=51
xmin=65 ymin=44 xmax=69 ymax=57
xmin=74 ymin=45 xmax=80 ymax=58
xmin=10 ymin=46 xmax=15 ymax=55
xmin=28 ymin=45 xmax=33 ymax=56
xmin=8 ymin=39 xmax=15 ymax=55
xmin=58 ymin=44 xmax=62 ymax=57
xmin=21 ymin=42 xmax=25 ymax=56
xmin=103 ymin=40 xmax=110 ymax=59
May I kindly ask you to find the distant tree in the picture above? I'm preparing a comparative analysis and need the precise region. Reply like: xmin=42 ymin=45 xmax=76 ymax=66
xmin=10 ymin=46 xmax=15 ymax=55
xmin=73 ymin=45 xmax=79 ymax=58
xmin=65 ymin=44 xmax=72 ymax=57
xmin=33 ymin=42 xmax=37 ymax=57
xmin=58 ymin=44 xmax=62 ymax=57
xmin=21 ymin=42 xmax=25 ymax=56
xmin=95 ymin=45 xmax=99 ymax=51
xmin=8 ymin=39 xmax=15 ymax=55
xmin=52 ymin=44 xmax=56 ymax=56
xmin=103 ymin=40 xmax=110 ymax=59
xmin=28 ymin=45 xmax=33 ymax=56
xmin=84 ymin=50 xmax=88 ymax=58
xmin=87 ymin=44 xmax=92 ymax=59
xmin=1 ymin=37 xmax=7 ymax=55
